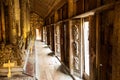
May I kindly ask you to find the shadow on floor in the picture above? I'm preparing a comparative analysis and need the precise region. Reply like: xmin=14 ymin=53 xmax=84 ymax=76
xmin=57 ymin=65 xmax=69 ymax=75
xmin=43 ymin=46 xmax=49 ymax=48
xmin=47 ymin=52 xmax=54 ymax=56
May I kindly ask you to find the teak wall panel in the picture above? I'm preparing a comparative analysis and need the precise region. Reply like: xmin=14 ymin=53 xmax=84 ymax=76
xmin=58 ymin=8 xmax=62 ymax=21
xmin=51 ymin=15 xmax=54 ymax=24
xmin=101 ymin=0 xmax=115 ymax=5
xmin=62 ymin=4 xmax=68 ymax=19
xmin=89 ymin=0 xmax=97 ymax=10
xmin=99 ymin=9 xmax=114 ymax=80
xmin=113 ymin=4 xmax=120 ymax=80
xmin=84 ymin=0 xmax=89 ymax=12
xmin=76 ymin=0 xmax=84 ymax=15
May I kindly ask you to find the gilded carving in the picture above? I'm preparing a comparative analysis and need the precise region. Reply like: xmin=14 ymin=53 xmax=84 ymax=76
xmin=0 ymin=44 xmax=23 ymax=67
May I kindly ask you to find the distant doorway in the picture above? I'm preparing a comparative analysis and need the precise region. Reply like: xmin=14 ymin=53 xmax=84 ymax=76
xmin=36 ymin=28 xmax=41 ymax=40
xmin=83 ymin=21 xmax=90 ymax=76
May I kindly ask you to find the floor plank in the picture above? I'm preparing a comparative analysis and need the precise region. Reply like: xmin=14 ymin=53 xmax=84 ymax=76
xmin=35 ymin=41 xmax=73 ymax=80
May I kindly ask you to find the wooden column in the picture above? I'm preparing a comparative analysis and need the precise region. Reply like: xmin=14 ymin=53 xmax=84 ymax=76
xmin=8 ymin=0 xmax=17 ymax=44
xmin=1 ymin=1 xmax=6 ymax=43
xmin=68 ymin=0 xmax=74 ymax=73
xmin=14 ymin=0 xmax=21 ymax=40
xmin=69 ymin=20 xmax=74 ymax=74
xmin=21 ymin=0 xmax=27 ymax=39
xmin=26 ymin=3 xmax=30 ymax=35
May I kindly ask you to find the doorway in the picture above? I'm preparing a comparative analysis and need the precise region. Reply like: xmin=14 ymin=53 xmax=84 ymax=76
xmin=83 ymin=21 xmax=90 ymax=76
xmin=80 ymin=19 xmax=90 ymax=80
xmin=60 ymin=22 xmax=69 ymax=67
xmin=36 ymin=28 xmax=41 ymax=40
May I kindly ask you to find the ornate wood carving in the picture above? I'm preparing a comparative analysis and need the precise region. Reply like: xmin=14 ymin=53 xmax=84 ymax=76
xmin=72 ymin=20 xmax=81 ymax=76
xmin=0 ymin=44 xmax=23 ymax=66
xmin=55 ymin=25 xmax=61 ymax=57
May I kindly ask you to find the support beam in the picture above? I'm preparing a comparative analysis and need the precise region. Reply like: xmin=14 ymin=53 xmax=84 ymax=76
xmin=73 ymin=1 xmax=120 ymax=19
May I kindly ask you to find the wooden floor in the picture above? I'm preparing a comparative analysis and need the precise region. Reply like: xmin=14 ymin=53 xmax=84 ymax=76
xmin=35 ymin=41 xmax=73 ymax=80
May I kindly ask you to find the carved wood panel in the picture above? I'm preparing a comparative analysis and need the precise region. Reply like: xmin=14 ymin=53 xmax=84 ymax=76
xmin=55 ymin=25 xmax=61 ymax=58
xmin=72 ymin=20 xmax=81 ymax=76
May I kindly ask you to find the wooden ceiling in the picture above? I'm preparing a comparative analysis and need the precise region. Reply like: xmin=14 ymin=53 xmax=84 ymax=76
xmin=30 ymin=0 xmax=61 ymax=19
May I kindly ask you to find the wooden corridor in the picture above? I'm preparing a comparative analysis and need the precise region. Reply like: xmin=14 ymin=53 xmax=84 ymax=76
xmin=35 ymin=41 xmax=73 ymax=80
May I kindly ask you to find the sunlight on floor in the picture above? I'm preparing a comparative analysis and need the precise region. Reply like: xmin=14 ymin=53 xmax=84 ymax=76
xmin=35 ymin=41 xmax=73 ymax=80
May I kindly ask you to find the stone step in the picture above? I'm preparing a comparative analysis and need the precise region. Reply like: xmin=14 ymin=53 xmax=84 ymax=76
xmin=0 ymin=67 xmax=23 ymax=76
xmin=0 ymin=76 xmax=35 ymax=80
xmin=0 ymin=67 xmax=23 ymax=73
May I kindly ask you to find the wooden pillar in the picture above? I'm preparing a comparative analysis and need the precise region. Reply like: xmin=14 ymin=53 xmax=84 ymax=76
xmin=69 ymin=20 xmax=74 ymax=74
xmin=14 ymin=0 xmax=21 ymax=40
xmin=1 ymin=1 xmax=6 ymax=43
xmin=26 ymin=3 xmax=30 ymax=35
xmin=68 ymin=0 xmax=74 ymax=73
xmin=21 ymin=0 xmax=27 ymax=39
xmin=8 ymin=0 xmax=17 ymax=44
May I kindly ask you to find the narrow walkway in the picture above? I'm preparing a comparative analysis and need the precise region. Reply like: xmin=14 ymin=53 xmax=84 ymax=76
xmin=35 ymin=41 xmax=73 ymax=80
